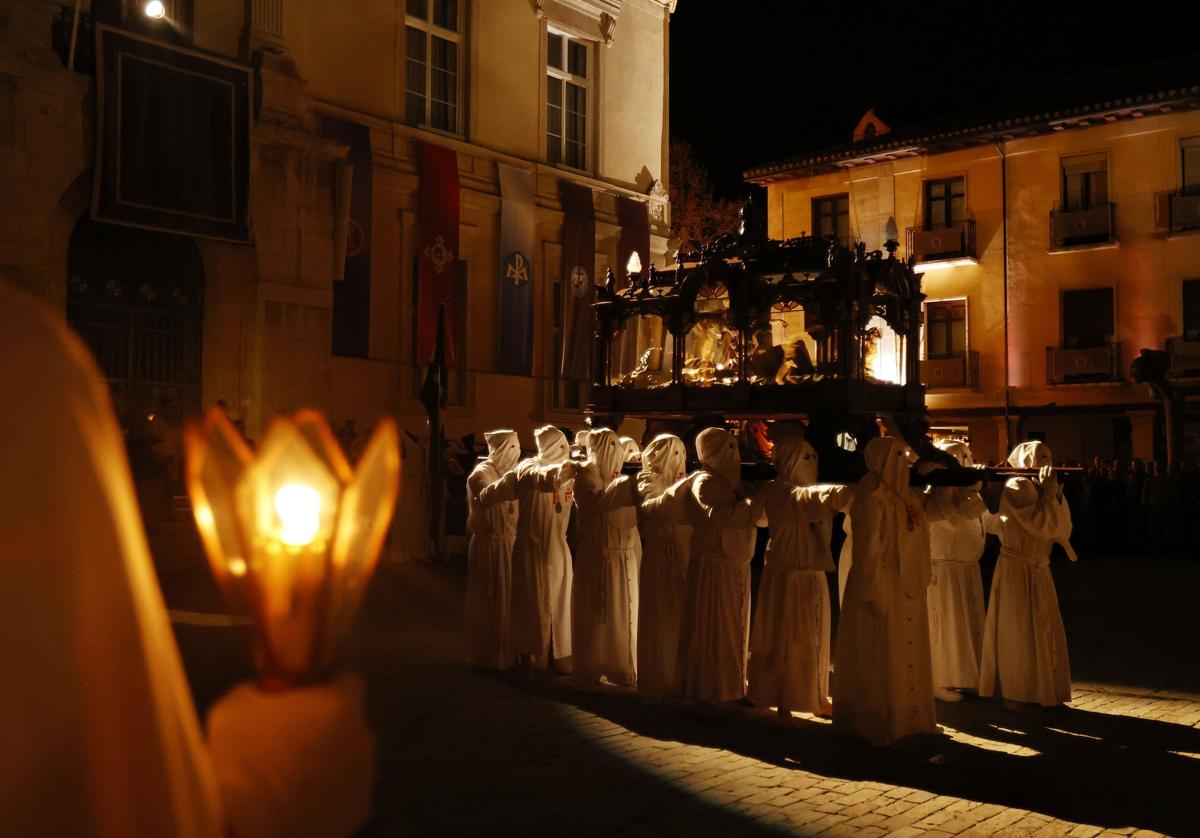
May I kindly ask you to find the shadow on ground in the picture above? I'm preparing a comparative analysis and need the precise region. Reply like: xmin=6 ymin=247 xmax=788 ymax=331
xmin=172 ymin=557 xmax=1200 ymax=836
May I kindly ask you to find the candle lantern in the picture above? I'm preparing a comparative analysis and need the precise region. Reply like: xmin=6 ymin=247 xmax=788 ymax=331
xmin=185 ymin=408 xmax=400 ymax=688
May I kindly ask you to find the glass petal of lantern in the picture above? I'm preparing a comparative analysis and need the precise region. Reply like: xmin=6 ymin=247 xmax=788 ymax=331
xmin=185 ymin=408 xmax=253 ymax=607
xmin=323 ymin=418 xmax=400 ymax=667
xmin=235 ymin=417 xmax=344 ymax=682
xmin=293 ymin=408 xmax=354 ymax=480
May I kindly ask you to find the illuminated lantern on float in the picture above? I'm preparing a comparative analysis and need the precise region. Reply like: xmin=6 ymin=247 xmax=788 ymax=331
xmin=185 ymin=408 xmax=400 ymax=688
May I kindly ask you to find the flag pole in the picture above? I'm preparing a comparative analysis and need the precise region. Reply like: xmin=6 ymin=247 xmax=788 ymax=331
xmin=423 ymin=305 xmax=446 ymax=561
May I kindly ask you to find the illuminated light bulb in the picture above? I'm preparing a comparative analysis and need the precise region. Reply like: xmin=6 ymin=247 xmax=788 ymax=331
xmin=144 ymin=0 xmax=166 ymax=18
xmin=275 ymin=482 xmax=321 ymax=546
xmin=626 ymin=251 xmax=642 ymax=275
xmin=228 ymin=557 xmax=248 ymax=576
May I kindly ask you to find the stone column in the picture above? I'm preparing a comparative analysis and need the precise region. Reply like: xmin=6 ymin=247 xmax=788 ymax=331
xmin=1129 ymin=409 xmax=1157 ymax=463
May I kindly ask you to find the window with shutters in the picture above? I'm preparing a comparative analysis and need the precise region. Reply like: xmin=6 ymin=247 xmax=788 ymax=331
xmin=924 ymin=299 xmax=968 ymax=359
xmin=546 ymin=30 xmax=591 ymax=172
xmin=811 ymin=194 xmax=850 ymax=243
xmin=1183 ymin=139 xmax=1200 ymax=195
xmin=1061 ymin=154 xmax=1108 ymax=211
xmin=924 ymin=177 xmax=965 ymax=229
xmin=405 ymin=0 xmax=462 ymax=134
xmin=1061 ymin=287 xmax=1114 ymax=349
xmin=1183 ymin=279 xmax=1200 ymax=340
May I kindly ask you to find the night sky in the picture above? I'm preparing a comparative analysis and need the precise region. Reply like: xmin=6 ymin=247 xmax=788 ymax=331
xmin=670 ymin=4 xmax=1200 ymax=198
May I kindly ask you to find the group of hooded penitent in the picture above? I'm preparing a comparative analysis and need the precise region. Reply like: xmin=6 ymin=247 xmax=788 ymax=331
xmin=464 ymin=424 xmax=1075 ymax=746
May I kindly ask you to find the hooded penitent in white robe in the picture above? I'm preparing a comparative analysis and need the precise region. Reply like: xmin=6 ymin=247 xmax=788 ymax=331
xmin=979 ymin=441 xmax=1075 ymax=706
xmin=0 ymin=286 xmax=374 ymax=838
xmin=673 ymin=427 xmax=758 ymax=703
xmin=620 ymin=435 xmax=641 ymax=465
xmin=572 ymin=428 xmax=642 ymax=687
xmin=0 ymin=285 xmax=224 ymax=838
xmin=748 ymin=437 xmax=849 ymax=716
xmin=480 ymin=426 xmax=575 ymax=664
xmin=635 ymin=434 xmax=692 ymax=700
xmin=463 ymin=430 xmax=520 ymax=669
xmin=925 ymin=440 xmax=988 ymax=693
xmin=832 ymin=436 xmax=939 ymax=746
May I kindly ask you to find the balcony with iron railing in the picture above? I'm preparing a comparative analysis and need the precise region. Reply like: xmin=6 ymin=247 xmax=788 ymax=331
xmin=907 ymin=220 xmax=977 ymax=267
xmin=921 ymin=350 xmax=979 ymax=389
xmin=1046 ymin=341 xmax=1123 ymax=384
xmin=1166 ymin=336 xmax=1200 ymax=377
xmin=1167 ymin=189 xmax=1200 ymax=234
xmin=1050 ymin=202 xmax=1117 ymax=250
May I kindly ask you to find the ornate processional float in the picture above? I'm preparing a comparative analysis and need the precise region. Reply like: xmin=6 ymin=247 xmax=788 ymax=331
xmin=585 ymin=198 xmax=940 ymax=483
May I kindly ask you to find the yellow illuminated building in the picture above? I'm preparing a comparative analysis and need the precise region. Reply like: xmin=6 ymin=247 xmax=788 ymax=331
xmin=748 ymin=68 xmax=1200 ymax=465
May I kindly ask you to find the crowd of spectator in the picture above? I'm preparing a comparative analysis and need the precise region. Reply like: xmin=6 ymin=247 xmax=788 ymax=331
xmin=1062 ymin=456 xmax=1200 ymax=558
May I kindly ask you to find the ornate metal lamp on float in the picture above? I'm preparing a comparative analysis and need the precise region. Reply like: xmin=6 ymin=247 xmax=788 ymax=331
xmin=589 ymin=197 xmax=933 ymax=480
xmin=185 ymin=409 xmax=400 ymax=688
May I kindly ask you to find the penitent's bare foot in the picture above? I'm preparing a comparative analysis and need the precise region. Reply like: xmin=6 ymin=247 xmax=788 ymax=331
xmin=935 ymin=687 xmax=964 ymax=703
xmin=815 ymin=698 xmax=833 ymax=719
xmin=777 ymin=705 xmax=794 ymax=726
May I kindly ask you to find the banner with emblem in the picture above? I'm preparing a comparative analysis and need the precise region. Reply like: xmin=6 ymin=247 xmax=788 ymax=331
xmin=497 ymin=163 xmax=536 ymax=375
xmin=417 ymin=141 xmax=460 ymax=365
xmin=323 ymin=117 xmax=373 ymax=357
xmin=560 ymin=181 xmax=595 ymax=381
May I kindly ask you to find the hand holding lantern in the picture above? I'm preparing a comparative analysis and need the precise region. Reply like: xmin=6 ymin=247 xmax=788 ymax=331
xmin=185 ymin=408 xmax=400 ymax=688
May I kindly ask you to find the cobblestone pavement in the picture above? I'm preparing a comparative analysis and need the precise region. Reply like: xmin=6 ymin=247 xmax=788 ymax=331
xmin=167 ymin=557 xmax=1200 ymax=837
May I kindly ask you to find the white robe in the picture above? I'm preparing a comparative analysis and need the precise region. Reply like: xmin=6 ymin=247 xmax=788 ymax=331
xmin=480 ymin=460 xmax=573 ymax=661
xmin=979 ymin=477 xmax=1074 ymax=706
xmin=0 ymin=284 xmax=224 ymax=838
xmin=636 ymin=474 xmax=692 ymax=700
xmin=463 ymin=460 xmax=518 ymax=669
xmin=572 ymin=468 xmax=641 ymax=687
xmin=833 ymin=437 xmax=938 ymax=745
xmin=748 ymin=481 xmax=846 ymax=714
xmin=926 ymin=485 xmax=988 ymax=690
xmin=674 ymin=471 xmax=758 ymax=703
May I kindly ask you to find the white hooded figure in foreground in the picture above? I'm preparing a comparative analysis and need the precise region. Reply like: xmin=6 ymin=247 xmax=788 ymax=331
xmin=748 ymin=436 xmax=850 ymax=721
xmin=673 ymin=427 xmax=759 ymax=704
xmin=925 ymin=440 xmax=989 ymax=701
xmin=0 ymin=285 xmax=373 ymax=838
xmin=572 ymin=428 xmax=642 ymax=688
xmin=833 ymin=436 xmax=939 ymax=746
xmin=463 ymin=430 xmax=521 ymax=669
xmin=479 ymin=426 xmax=578 ymax=673
xmin=979 ymin=441 xmax=1076 ymax=707
xmin=635 ymin=434 xmax=692 ymax=701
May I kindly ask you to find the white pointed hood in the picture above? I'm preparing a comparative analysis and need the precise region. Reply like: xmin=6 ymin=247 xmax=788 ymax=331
xmin=774 ymin=436 xmax=819 ymax=486
xmin=534 ymin=425 xmax=570 ymax=465
xmin=936 ymin=439 xmax=975 ymax=468
xmin=1007 ymin=440 xmax=1053 ymax=469
xmin=587 ymin=428 xmax=625 ymax=488
xmin=484 ymin=429 xmax=520 ymax=473
xmin=864 ymin=435 xmax=916 ymax=493
xmin=696 ymin=426 xmax=740 ymax=488
xmin=641 ymin=434 xmax=686 ymax=483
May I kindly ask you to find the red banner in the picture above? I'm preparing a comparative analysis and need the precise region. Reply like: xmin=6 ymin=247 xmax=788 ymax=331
xmin=417 ymin=141 xmax=460 ymax=365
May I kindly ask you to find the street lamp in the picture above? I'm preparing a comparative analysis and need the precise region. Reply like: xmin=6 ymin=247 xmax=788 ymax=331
xmin=185 ymin=408 xmax=400 ymax=688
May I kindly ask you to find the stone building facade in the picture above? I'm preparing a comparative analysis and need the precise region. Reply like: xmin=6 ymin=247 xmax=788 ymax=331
xmin=0 ymin=0 xmax=673 ymax=554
